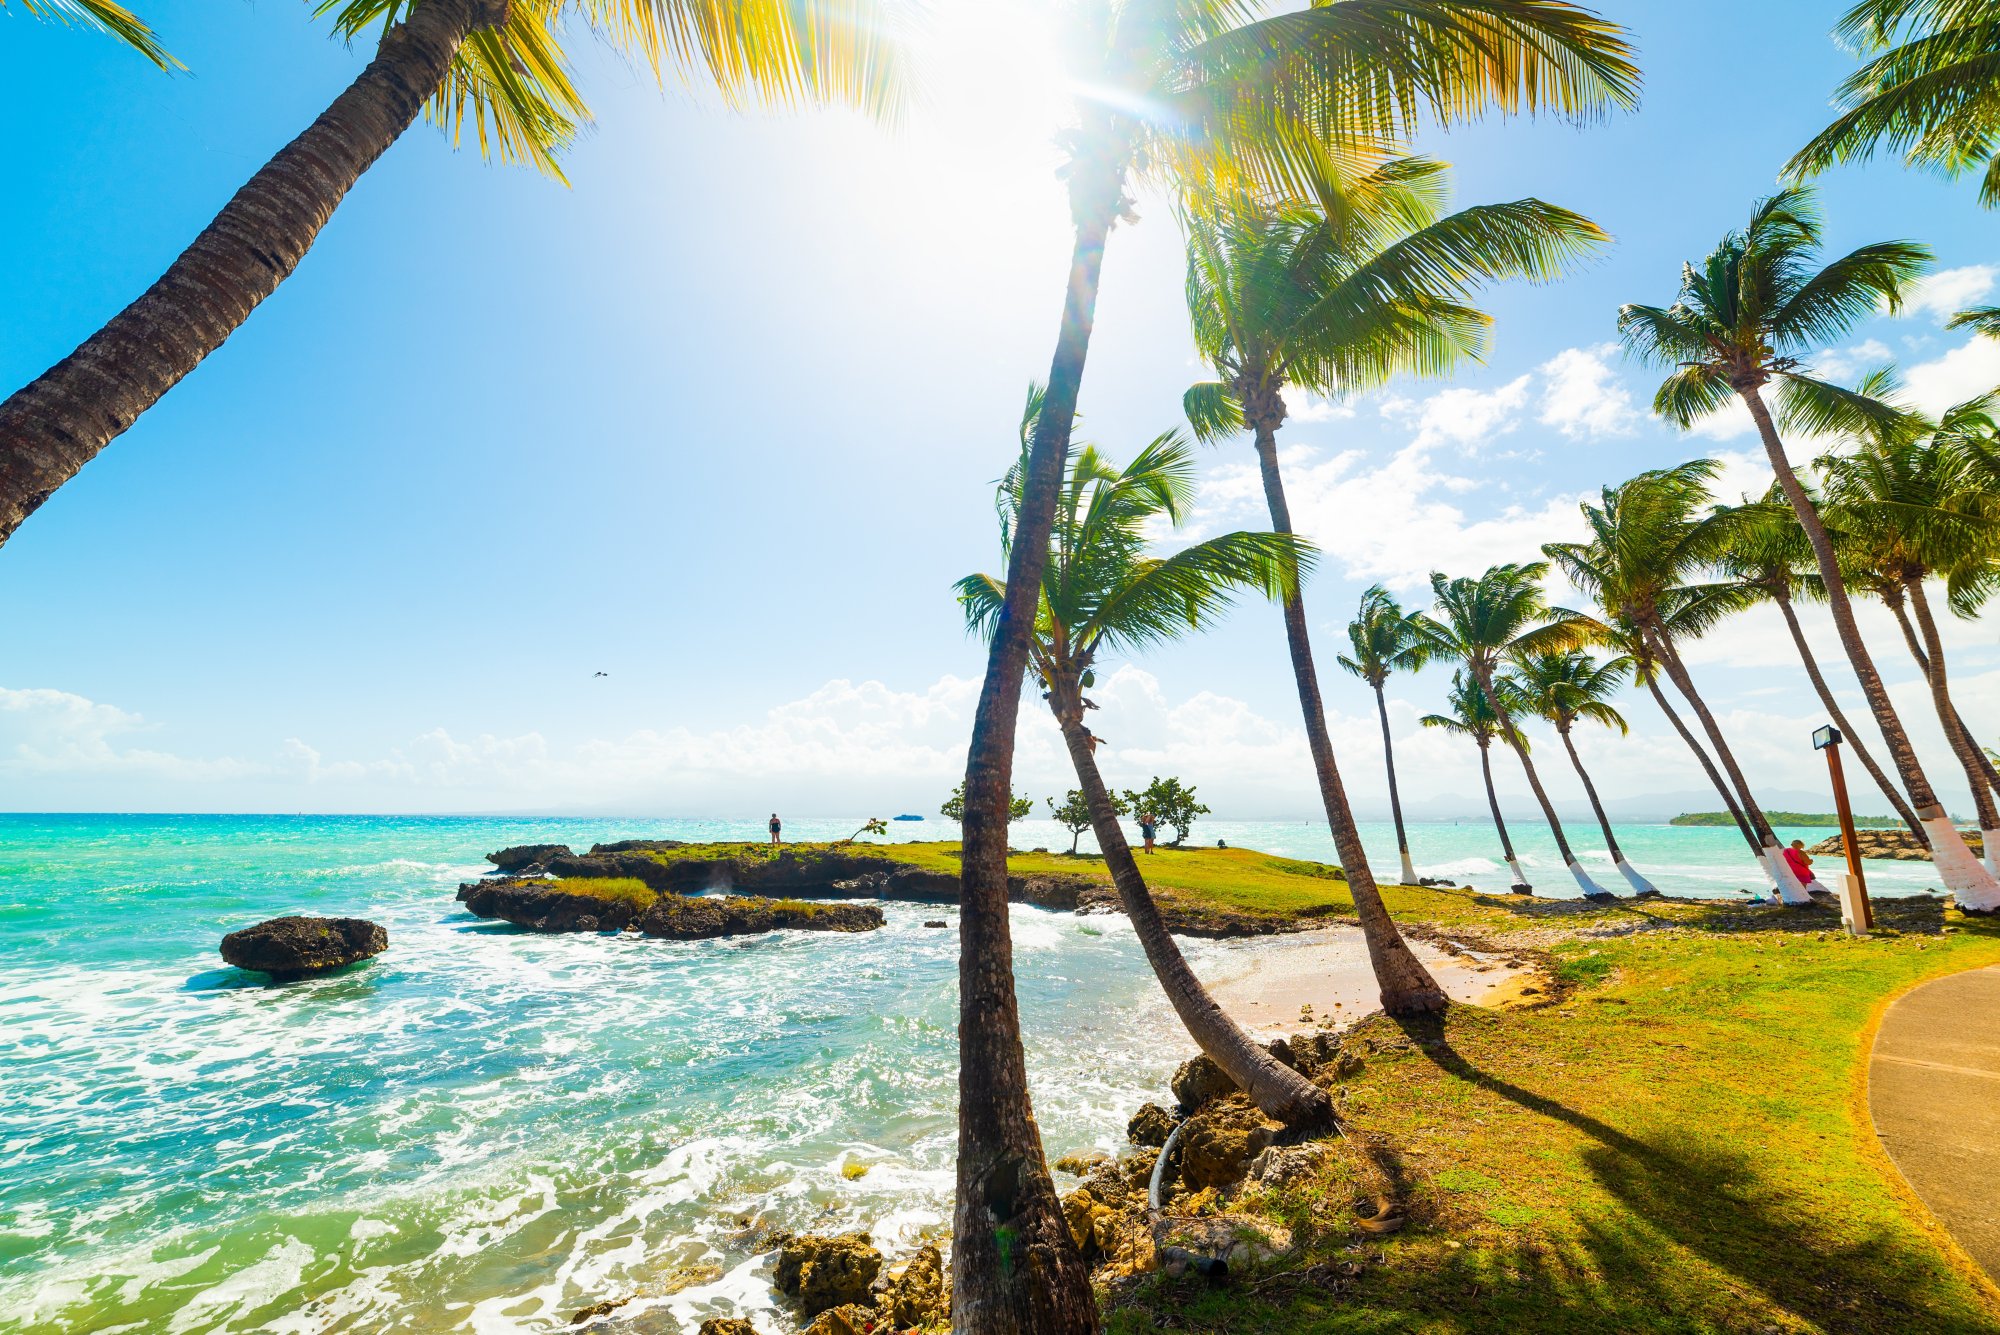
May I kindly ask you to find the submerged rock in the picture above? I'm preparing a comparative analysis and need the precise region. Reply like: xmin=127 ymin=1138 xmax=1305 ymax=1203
xmin=219 ymin=916 xmax=386 ymax=979
xmin=773 ymin=1232 xmax=883 ymax=1318
xmin=485 ymin=843 xmax=571 ymax=873
xmin=696 ymin=1320 xmax=763 ymax=1335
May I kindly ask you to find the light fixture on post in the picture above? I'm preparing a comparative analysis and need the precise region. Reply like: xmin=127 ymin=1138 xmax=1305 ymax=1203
xmin=1814 ymin=725 xmax=1873 ymax=935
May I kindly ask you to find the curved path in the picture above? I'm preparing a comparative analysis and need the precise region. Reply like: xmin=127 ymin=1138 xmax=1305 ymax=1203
xmin=1868 ymin=964 xmax=2000 ymax=1284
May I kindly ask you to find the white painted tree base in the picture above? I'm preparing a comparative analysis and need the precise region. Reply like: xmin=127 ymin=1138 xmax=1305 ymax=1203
xmin=1765 ymin=844 xmax=1812 ymax=906
xmin=1614 ymin=858 xmax=1659 ymax=897
xmin=1568 ymin=861 xmax=1614 ymax=899
xmin=1926 ymin=817 xmax=2000 ymax=912
xmin=1506 ymin=858 xmax=1531 ymax=891
xmin=1982 ymin=828 xmax=1999 ymax=882
xmin=1399 ymin=851 xmax=1418 ymax=886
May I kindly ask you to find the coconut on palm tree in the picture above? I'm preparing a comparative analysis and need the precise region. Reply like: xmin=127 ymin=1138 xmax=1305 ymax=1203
xmin=1339 ymin=584 xmax=1431 ymax=886
xmin=957 ymin=419 xmax=1332 ymax=1127
xmin=1414 ymin=563 xmax=1616 ymax=901
xmin=0 ymin=0 xmax=905 ymax=548
xmin=12 ymin=0 xmax=175 ymax=66
xmin=1504 ymin=649 xmax=1659 ymax=896
xmin=1544 ymin=462 xmax=1813 ymax=903
xmin=1175 ymin=158 xmax=1607 ymax=1009
xmin=1616 ymin=190 xmax=2000 ymax=909
xmin=1789 ymin=0 xmax=2000 ymax=207
xmin=1716 ymin=487 xmax=1930 ymax=844
xmin=1422 ymin=668 xmax=1532 ymax=891
xmin=956 ymin=17 xmax=1636 ymax=1321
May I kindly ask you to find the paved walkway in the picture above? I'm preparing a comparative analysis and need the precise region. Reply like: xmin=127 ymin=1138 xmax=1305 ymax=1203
xmin=1868 ymin=964 xmax=2000 ymax=1285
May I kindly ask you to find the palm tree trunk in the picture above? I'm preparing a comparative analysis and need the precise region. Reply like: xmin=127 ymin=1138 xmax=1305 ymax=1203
xmin=1643 ymin=671 xmax=1758 ymax=853
xmin=1468 ymin=665 xmax=1612 ymax=900
xmin=952 ymin=150 xmax=1127 ymax=1335
xmin=1772 ymin=588 xmax=1928 ymax=846
xmin=0 ymin=0 xmax=507 ymax=548
xmin=1052 ymin=697 xmax=1332 ymax=1125
xmin=1739 ymin=388 xmax=1998 ymax=908
xmin=1250 ymin=423 xmax=1446 ymax=1016
xmin=1558 ymin=723 xmax=1657 ymax=896
xmin=1478 ymin=739 xmax=1530 ymax=890
xmin=1373 ymin=681 xmax=1418 ymax=884
xmin=1902 ymin=578 xmax=2000 ymax=876
xmin=1885 ymin=588 xmax=2000 ymax=806
xmin=1645 ymin=619 xmax=1811 ymax=904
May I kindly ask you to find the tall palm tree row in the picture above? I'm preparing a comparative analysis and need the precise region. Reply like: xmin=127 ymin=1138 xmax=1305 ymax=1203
xmin=1714 ymin=489 xmax=1931 ymax=846
xmin=0 ymin=0 xmax=906 ymax=548
xmin=1415 ymin=563 xmax=1617 ymax=900
xmin=1179 ymin=154 xmax=1610 ymax=1000
xmin=1544 ymin=463 xmax=1813 ymax=903
xmin=1504 ymin=650 xmax=1660 ymax=896
xmin=1423 ymin=669 xmax=1533 ymax=889
xmin=1339 ymin=584 xmax=1431 ymax=886
xmin=953 ymin=17 xmax=1637 ymax=1322
xmin=13 ymin=0 xmax=176 ymax=67
xmin=956 ymin=418 xmax=1333 ymax=1127
xmin=1618 ymin=188 xmax=2000 ymax=909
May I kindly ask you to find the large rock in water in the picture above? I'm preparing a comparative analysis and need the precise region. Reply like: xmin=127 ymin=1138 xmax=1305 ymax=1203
xmin=773 ymin=1233 xmax=883 ymax=1318
xmin=485 ymin=843 xmax=571 ymax=872
xmin=1807 ymin=828 xmax=1983 ymax=862
xmin=220 ymin=916 xmax=387 ymax=979
xmin=639 ymin=896 xmax=883 ymax=939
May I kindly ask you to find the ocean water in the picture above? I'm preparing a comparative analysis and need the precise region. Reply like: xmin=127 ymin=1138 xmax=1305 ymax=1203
xmin=0 ymin=812 xmax=1944 ymax=1334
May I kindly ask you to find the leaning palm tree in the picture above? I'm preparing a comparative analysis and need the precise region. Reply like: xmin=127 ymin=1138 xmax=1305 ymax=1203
xmin=10 ymin=0 xmax=175 ymax=66
xmin=956 ymin=16 xmax=1636 ymax=1324
xmin=1504 ymin=649 xmax=1659 ymax=896
xmin=1617 ymin=189 xmax=2000 ymax=909
xmin=1717 ymin=488 xmax=1929 ymax=844
xmin=1414 ymin=563 xmax=1615 ymax=900
xmin=1545 ymin=462 xmax=1813 ymax=903
xmin=1422 ymin=668 xmax=1532 ymax=891
xmin=1821 ymin=412 xmax=2000 ymax=871
xmin=0 ymin=0 xmax=905 ymax=548
xmin=1788 ymin=0 xmax=2000 ymax=207
xmin=1177 ymin=161 xmax=1606 ymax=1010
xmin=957 ymin=424 xmax=1332 ymax=1127
xmin=1338 ymin=584 xmax=1432 ymax=886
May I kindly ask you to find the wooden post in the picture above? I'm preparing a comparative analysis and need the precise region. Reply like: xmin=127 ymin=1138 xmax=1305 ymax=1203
xmin=1822 ymin=731 xmax=1874 ymax=933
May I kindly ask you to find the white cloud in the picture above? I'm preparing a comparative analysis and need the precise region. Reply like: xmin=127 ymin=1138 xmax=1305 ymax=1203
xmin=1810 ymin=338 xmax=1894 ymax=384
xmin=1902 ymin=264 xmax=1997 ymax=324
xmin=1537 ymin=344 xmax=1638 ymax=438
xmin=0 ymin=688 xmax=260 ymax=781
xmin=1380 ymin=374 xmax=1531 ymax=451
xmin=1900 ymin=334 xmax=2000 ymax=415
xmin=1280 ymin=386 xmax=1354 ymax=424
xmin=1688 ymin=395 xmax=1755 ymax=441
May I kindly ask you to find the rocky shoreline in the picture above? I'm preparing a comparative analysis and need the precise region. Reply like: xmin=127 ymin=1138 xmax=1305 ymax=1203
xmin=1805 ymin=828 xmax=1985 ymax=862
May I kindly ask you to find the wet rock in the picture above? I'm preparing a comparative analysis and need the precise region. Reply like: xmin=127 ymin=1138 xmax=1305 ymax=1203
xmin=543 ymin=851 xmax=685 ymax=891
xmin=487 ymin=843 xmax=571 ymax=873
xmin=219 ymin=916 xmax=387 ymax=979
xmin=1177 ymin=1095 xmax=1281 ymax=1191
xmin=872 ymin=1243 xmax=947 ymax=1328
xmin=774 ymin=1233 xmax=882 ymax=1318
xmin=802 ymin=1305 xmax=877 ymax=1335
xmin=570 ymin=1295 xmax=631 ymax=1324
xmin=1170 ymin=1054 xmax=1238 ymax=1113
xmin=697 ymin=1320 xmax=763 ymax=1335
xmin=1127 ymin=1102 xmax=1175 ymax=1148
xmin=1054 ymin=1151 xmax=1110 ymax=1176
xmin=922 ymin=920 xmax=948 ymax=929
xmin=638 ymin=897 xmax=884 ymax=940
xmin=457 ymin=879 xmax=650 ymax=933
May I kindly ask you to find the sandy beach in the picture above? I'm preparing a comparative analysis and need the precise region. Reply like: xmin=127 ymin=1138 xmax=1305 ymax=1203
xmin=1201 ymin=925 xmax=1536 ymax=1037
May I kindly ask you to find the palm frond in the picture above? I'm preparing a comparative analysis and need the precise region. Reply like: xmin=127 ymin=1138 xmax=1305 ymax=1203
xmin=12 ymin=0 xmax=178 ymax=67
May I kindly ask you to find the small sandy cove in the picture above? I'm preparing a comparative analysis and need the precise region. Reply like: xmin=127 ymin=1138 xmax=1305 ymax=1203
xmin=1202 ymin=926 xmax=1537 ymax=1037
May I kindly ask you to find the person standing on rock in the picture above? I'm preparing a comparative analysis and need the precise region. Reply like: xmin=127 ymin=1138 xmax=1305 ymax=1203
xmin=768 ymin=813 xmax=782 ymax=851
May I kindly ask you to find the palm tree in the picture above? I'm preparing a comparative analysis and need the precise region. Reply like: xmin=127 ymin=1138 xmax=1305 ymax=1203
xmin=0 ymin=0 xmax=905 ymax=547
xmin=1716 ymin=488 xmax=1929 ymax=844
xmin=1788 ymin=0 xmax=2000 ymax=207
xmin=1821 ymin=411 xmax=2000 ymax=871
xmin=1544 ymin=462 xmax=1814 ymax=903
xmin=1617 ymin=189 xmax=2000 ymax=910
xmin=1504 ymin=649 xmax=1659 ymax=896
xmin=1414 ymin=563 xmax=1616 ymax=900
xmin=1177 ymin=160 xmax=1606 ymax=1009
xmin=1422 ymin=669 xmax=1532 ymax=891
xmin=12 ymin=0 xmax=176 ymax=67
xmin=957 ymin=424 xmax=1332 ymax=1127
xmin=1338 ymin=584 xmax=1431 ymax=886
xmin=955 ymin=16 xmax=1636 ymax=1325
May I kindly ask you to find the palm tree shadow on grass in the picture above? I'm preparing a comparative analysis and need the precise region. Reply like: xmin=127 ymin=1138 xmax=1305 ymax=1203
xmin=1389 ymin=1014 xmax=1991 ymax=1332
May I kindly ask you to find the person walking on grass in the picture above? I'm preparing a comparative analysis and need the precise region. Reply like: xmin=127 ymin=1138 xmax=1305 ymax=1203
xmin=1785 ymin=839 xmax=1817 ymax=890
xmin=1138 ymin=811 xmax=1158 ymax=855
xmin=768 ymin=813 xmax=782 ymax=851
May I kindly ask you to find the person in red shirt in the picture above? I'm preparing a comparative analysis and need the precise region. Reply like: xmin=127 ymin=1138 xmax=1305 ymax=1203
xmin=1783 ymin=839 xmax=1817 ymax=887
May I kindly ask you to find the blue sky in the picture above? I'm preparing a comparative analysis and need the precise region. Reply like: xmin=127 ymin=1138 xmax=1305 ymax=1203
xmin=2 ymin=0 xmax=1996 ymax=818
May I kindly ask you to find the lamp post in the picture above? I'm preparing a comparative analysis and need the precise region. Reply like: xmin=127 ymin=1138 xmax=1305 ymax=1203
xmin=1814 ymin=724 xmax=1873 ymax=935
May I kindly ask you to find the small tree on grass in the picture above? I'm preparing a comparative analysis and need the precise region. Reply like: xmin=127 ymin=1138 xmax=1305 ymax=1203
xmin=837 ymin=818 xmax=889 ymax=845
xmin=942 ymin=783 xmax=1034 ymax=824
xmin=1118 ymin=776 xmax=1210 ymax=846
xmin=1048 ymin=789 xmax=1128 ymax=854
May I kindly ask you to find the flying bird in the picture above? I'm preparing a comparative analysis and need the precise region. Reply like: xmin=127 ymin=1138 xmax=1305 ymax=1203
xmin=594 ymin=671 xmax=608 ymax=678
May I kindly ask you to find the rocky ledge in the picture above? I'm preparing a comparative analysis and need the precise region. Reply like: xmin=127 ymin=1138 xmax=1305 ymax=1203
xmin=1806 ymin=828 xmax=1984 ymax=862
xmin=220 ymin=915 xmax=387 ymax=980
xmin=457 ymin=878 xmax=882 ymax=938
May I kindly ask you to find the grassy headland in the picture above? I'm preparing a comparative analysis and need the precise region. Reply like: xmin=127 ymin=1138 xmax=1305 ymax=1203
xmin=1672 ymin=811 xmax=1906 ymax=828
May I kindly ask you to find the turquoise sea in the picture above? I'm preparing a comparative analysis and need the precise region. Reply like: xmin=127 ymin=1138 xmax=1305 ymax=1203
xmin=0 ymin=813 xmax=1945 ymax=1334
